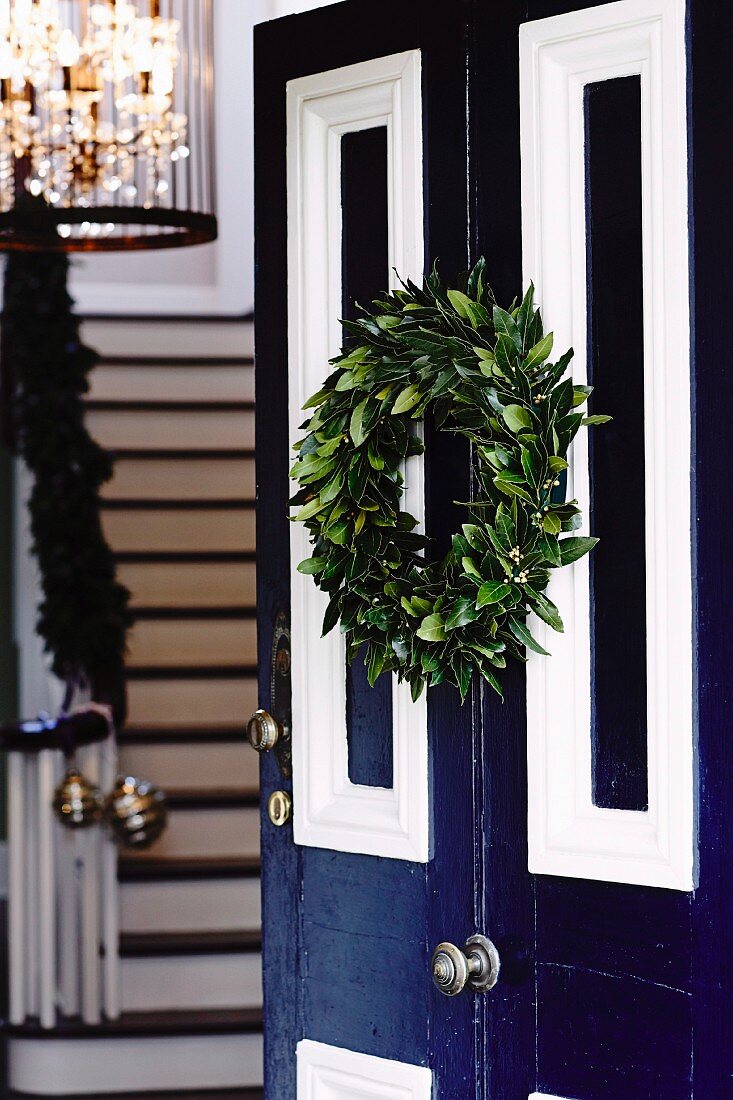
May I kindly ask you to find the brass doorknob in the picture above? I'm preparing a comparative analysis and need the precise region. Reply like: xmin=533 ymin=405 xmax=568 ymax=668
xmin=246 ymin=709 xmax=281 ymax=753
xmin=431 ymin=934 xmax=500 ymax=997
xmin=267 ymin=789 xmax=292 ymax=827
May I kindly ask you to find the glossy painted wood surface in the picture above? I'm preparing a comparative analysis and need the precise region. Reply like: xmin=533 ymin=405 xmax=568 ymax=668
xmin=255 ymin=3 xmax=473 ymax=1095
xmin=256 ymin=2 xmax=731 ymax=1098
xmin=688 ymin=2 xmax=733 ymax=1095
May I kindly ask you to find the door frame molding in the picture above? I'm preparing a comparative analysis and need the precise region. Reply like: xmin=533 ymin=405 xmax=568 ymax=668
xmin=286 ymin=50 xmax=429 ymax=862
xmin=521 ymin=0 xmax=694 ymax=891
xmin=297 ymin=1040 xmax=432 ymax=1099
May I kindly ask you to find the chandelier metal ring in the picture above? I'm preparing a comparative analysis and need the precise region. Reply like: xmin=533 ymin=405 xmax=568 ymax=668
xmin=0 ymin=0 xmax=217 ymax=252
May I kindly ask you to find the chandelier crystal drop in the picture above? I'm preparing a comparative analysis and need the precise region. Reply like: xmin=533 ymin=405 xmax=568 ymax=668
xmin=0 ymin=0 xmax=216 ymax=251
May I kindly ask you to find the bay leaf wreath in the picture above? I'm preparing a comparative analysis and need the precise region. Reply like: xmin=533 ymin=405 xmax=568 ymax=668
xmin=290 ymin=259 xmax=609 ymax=702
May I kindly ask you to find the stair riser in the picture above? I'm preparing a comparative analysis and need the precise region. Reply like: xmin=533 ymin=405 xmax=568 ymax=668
xmin=89 ymin=365 xmax=254 ymax=404
xmin=106 ymin=458 xmax=256 ymax=502
xmin=8 ymin=1033 xmax=263 ymax=1094
xmin=119 ymin=561 xmax=257 ymax=609
xmin=127 ymin=678 xmax=258 ymax=727
xmin=128 ymin=618 xmax=257 ymax=669
xmin=121 ymin=953 xmax=262 ymax=1012
xmin=123 ymin=806 xmax=260 ymax=860
xmin=120 ymin=878 xmax=261 ymax=934
xmin=119 ymin=742 xmax=259 ymax=792
xmin=103 ymin=508 xmax=255 ymax=553
xmin=88 ymin=410 xmax=254 ymax=452
xmin=82 ymin=320 xmax=254 ymax=359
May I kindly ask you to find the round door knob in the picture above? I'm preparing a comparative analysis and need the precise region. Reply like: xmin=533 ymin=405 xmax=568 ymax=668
xmin=246 ymin=709 xmax=280 ymax=753
xmin=431 ymin=934 xmax=500 ymax=997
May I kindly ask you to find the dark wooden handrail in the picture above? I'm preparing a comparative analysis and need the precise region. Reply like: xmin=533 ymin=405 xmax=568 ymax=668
xmin=0 ymin=710 xmax=111 ymax=754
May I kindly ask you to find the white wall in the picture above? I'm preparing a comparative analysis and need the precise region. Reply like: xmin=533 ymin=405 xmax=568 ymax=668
xmin=268 ymin=0 xmax=341 ymax=14
xmin=67 ymin=0 xmax=342 ymax=318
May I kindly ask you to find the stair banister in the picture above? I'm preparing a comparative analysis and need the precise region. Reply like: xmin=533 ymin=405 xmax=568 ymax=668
xmin=2 ymin=711 xmax=120 ymax=1028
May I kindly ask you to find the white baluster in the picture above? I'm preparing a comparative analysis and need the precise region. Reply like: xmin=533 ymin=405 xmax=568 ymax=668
xmin=24 ymin=759 xmax=39 ymax=1021
xmin=8 ymin=752 xmax=26 ymax=1024
xmin=36 ymin=748 xmax=57 ymax=1028
xmin=57 ymin=820 xmax=80 ymax=1018
xmin=80 ymin=743 xmax=102 ymax=1025
xmin=100 ymin=732 xmax=121 ymax=1020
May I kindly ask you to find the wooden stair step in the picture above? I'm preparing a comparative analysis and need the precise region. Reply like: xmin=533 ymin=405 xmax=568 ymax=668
xmin=9 ymin=1089 xmax=262 ymax=1100
xmin=120 ymin=561 xmax=256 ymax=610
xmin=110 ymin=448 xmax=255 ymax=460
xmin=86 ymin=399 xmax=255 ymax=413
xmin=103 ymin=507 xmax=255 ymax=554
xmin=165 ymin=789 xmax=259 ymax=810
xmin=96 ymin=355 xmax=253 ymax=367
xmin=106 ymin=456 xmax=255 ymax=502
xmin=120 ymin=929 xmax=262 ymax=957
xmin=87 ymin=407 xmax=254 ymax=452
xmin=101 ymin=499 xmax=255 ymax=511
xmin=89 ymin=361 xmax=254 ymax=404
xmin=119 ymin=740 xmax=257 ymax=793
xmin=120 ymin=875 xmax=261 ymax=935
xmin=132 ymin=607 xmax=255 ymax=621
xmin=118 ymin=856 xmax=261 ymax=883
xmin=125 ymin=665 xmax=257 ymax=681
xmin=126 ymin=676 xmax=257 ymax=729
xmin=82 ymin=318 xmax=253 ymax=358
xmin=118 ymin=725 xmax=245 ymax=744
xmin=127 ymin=618 xmax=257 ymax=670
xmin=119 ymin=798 xmax=259 ymax=862
xmin=115 ymin=551 xmax=256 ymax=564
xmin=4 ymin=1007 xmax=263 ymax=1039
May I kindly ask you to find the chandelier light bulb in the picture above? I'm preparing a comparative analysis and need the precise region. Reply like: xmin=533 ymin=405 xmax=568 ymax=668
xmin=0 ymin=39 xmax=12 ymax=79
xmin=57 ymin=28 xmax=80 ymax=68
xmin=151 ymin=54 xmax=173 ymax=97
xmin=13 ymin=0 xmax=31 ymax=29
xmin=132 ymin=36 xmax=154 ymax=74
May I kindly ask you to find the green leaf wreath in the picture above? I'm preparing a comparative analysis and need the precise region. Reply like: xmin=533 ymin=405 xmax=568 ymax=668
xmin=291 ymin=258 xmax=610 ymax=702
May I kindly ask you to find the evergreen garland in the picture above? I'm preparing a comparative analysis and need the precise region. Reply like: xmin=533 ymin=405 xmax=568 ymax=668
xmin=1 ymin=251 xmax=132 ymax=723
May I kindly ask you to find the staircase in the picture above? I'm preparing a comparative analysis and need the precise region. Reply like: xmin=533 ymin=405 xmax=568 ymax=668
xmin=9 ymin=319 xmax=263 ymax=1098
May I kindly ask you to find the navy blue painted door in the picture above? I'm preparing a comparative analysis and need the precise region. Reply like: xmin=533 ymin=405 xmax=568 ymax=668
xmin=255 ymin=5 xmax=479 ymax=1097
xmin=255 ymin=2 xmax=731 ymax=1098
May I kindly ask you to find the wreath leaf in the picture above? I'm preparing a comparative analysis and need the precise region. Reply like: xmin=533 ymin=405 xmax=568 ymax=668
xmin=291 ymin=259 xmax=607 ymax=700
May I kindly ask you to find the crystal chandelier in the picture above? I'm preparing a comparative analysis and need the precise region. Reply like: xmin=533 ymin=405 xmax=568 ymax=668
xmin=0 ymin=0 xmax=216 ymax=250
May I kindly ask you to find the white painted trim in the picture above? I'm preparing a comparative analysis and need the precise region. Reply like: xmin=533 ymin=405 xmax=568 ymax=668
xmin=521 ymin=0 xmax=694 ymax=890
xmin=297 ymin=1040 xmax=432 ymax=1099
xmin=69 ymin=0 xmax=256 ymax=316
xmin=287 ymin=52 xmax=429 ymax=861
xmin=529 ymin=1094 xmax=570 ymax=1100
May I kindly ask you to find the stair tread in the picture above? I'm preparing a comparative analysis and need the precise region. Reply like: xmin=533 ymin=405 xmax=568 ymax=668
xmin=98 ymin=355 xmax=253 ymax=367
xmin=120 ymin=929 xmax=262 ymax=957
xmin=166 ymin=788 xmax=259 ymax=810
xmin=86 ymin=399 xmax=255 ymax=412
xmin=4 ymin=1007 xmax=263 ymax=1039
xmin=111 ymin=448 xmax=255 ymax=460
xmin=119 ymin=725 xmax=245 ymax=745
xmin=133 ymin=607 xmax=256 ymax=621
xmin=125 ymin=665 xmax=257 ymax=681
xmin=119 ymin=855 xmax=261 ymax=882
xmin=115 ymin=551 xmax=256 ymax=564
xmin=9 ymin=1091 xmax=262 ymax=1100
xmin=102 ymin=499 xmax=255 ymax=511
